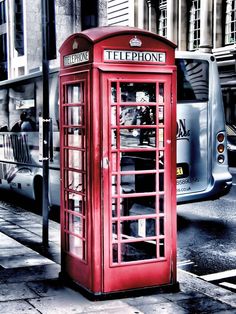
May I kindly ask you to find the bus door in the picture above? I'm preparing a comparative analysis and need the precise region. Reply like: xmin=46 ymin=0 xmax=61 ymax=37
xmin=101 ymin=72 xmax=176 ymax=292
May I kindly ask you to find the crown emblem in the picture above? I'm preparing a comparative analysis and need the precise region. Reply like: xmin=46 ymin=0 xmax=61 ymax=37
xmin=72 ymin=40 xmax=79 ymax=50
xmin=129 ymin=36 xmax=142 ymax=47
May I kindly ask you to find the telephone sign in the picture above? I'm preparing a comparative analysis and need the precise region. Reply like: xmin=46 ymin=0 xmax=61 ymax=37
xmin=59 ymin=26 xmax=178 ymax=298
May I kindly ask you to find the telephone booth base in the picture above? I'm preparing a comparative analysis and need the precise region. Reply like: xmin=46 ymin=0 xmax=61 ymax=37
xmin=59 ymin=271 xmax=179 ymax=300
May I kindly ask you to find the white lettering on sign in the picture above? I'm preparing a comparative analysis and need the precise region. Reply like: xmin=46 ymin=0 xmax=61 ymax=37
xmin=64 ymin=51 xmax=89 ymax=66
xmin=104 ymin=50 xmax=166 ymax=63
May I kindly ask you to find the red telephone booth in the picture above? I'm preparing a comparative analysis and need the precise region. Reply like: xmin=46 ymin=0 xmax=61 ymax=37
xmin=59 ymin=26 xmax=177 ymax=297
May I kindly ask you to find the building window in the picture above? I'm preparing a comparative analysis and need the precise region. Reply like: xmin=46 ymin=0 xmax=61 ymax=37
xmin=0 ymin=0 xmax=7 ymax=80
xmin=0 ymin=0 xmax=6 ymax=25
xmin=14 ymin=0 xmax=24 ymax=56
xmin=188 ymin=0 xmax=200 ymax=50
xmin=158 ymin=0 xmax=167 ymax=37
xmin=225 ymin=0 xmax=236 ymax=44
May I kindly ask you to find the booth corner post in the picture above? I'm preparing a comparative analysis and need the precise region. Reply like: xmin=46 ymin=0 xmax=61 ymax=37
xmin=41 ymin=0 xmax=56 ymax=247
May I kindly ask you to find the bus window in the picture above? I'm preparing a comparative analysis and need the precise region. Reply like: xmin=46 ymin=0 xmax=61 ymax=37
xmin=0 ymin=88 xmax=8 ymax=131
xmin=176 ymin=59 xmax=208 ymax=102
xmin=9 ymin=82 xmax=36 ymax=132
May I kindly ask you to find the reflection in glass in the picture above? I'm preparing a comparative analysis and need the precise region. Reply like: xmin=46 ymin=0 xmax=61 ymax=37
xmin=68 ymin=234 xmax=84 ymax=259
xmin=112 ymin=172 xmax=156 ymax=195
xmin=120 ymin=105 xmax=155 ymax=126
xmin=112 ymin=244 xmax=118 ymax=263
xmin=119 ymin=196 xmax=156 ymax=217
xmin=121 ymin=241 xmax=156 ymax=262
xmin=112 ymin=198 xmax=118 ymax=217
xmin=68 ymin=192 xmax=84 ymax=214
xmin=120 ymin=83 xmax=156 ymax=102
xmin=69 ymin=214 xmax=83 ymax=237
xmin=159 ymin=128 xmax=164 ymax=147
xmin=66 ymin=149 xmax=84 ymax=170
xmin=66 ymin=128 xmax=85 ymax=148
xmin=159 ymin=216 xmax=164 ymax=235
xmin=111 ymin=82 xmax=117 ymax=103
xmin=159 ymin=173 xmax=164 ymax=191
xmin=159 ymin=83 xmax=164 ymax=103
xmin=121 ymin=218 xmax=156 ymax=238
xmin=120 ymin=128 xmax=156 ymax=148
xmin=159 ymin=106 xmax=164 ymax=124
xmin=67 ymin=84 xmax=83 ymax=104
xmin=112 ymin=222 xmax=118 ymax=239
xmin=121 ymin=152 xmax=156 ymax=171
xmin=159 ymin=151 xmax=164 ymax=169
xmin=159 ymin=238 xmax=165 ymax=257
xmin=66 ymin=106 xmax=83 ymax=126
xmin=159 ymin=196 xmax=164 ymax=213
xmin=67 ymin=171 xmax=84 ymax=192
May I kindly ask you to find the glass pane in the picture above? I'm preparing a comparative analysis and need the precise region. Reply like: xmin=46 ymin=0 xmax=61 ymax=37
xmin=120 ymin=83 xmax=156 ymax=102
xmin=111 ymin=153 xmax=117 ymax=172
xmin=158 ymin=106 xmax=164 ymax=124
xmin=112 ymin=222 xmax=118 ymax=239
xmin=66 ymin=149 xmax=85 ymax=170
xmin=66 ymin=128 xmax=85 ymax=148
xmin=66 ymin=170 xmax=85 ymax=192
xmin=122 ymin=173 xmax=156 ymax=193
xmin=159 ymin=151 xmax=164 ymax=169
xmin=69 ymin=214 xmax=83 ymax=237
xmin=159 ymin=173 xmax=164 ymax=191
xmin=112 ymin=198 xmax=118 ymax=217
xmin=120 ymin=128 xmax=156 ymax=148
xmin=159 ymin=128 xmax=164 ymax=147
xmin=159 ymin=196 xmax=164 ymax=213
xmin=67 ymin=192 xmax=84 ymax=214
xmin=67 ymin=84 xmax=83 ymax=103
xmin=159 ymin=238 xmax=165 ymax=257
xmin=112 ymin=244 xmax=118 ymax=263
xmin=120 ymin=105 xmax=155 ymax=126
xmin=111 ymin=82 xmax=117 ymax=103
xmin=119 ymin=196 xmax=156 ymax=217
xmin=111 ymin=106 xmax=117 ymax=125
xmin=159 ymin=216 xmax=164 ymax=235
xmin=176 ymin=59 xmax=209 ymax=101
xmin=159 ymin=83 xmax=164 ymax=103
xmin=66 ymin=106 xmax=84 ymax=126
xmin=121 ymin=218 xmax=156 ymax=238
xmin=121 ymin=152 xmax=156 ymax=171
xmin=121 ymin=241 xmax=157 ymax=262
xmin=68 ymin=234 xmax=85 ymax=259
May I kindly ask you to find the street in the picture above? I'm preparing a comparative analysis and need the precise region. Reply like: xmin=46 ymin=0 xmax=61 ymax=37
xmin=0 ymin=168 xmax=235 ymax=295
xmin=177 ymin=168 xmax=236 ymax=292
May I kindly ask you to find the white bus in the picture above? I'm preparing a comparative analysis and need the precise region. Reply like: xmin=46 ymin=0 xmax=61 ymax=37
xmin=175 ymin=51 xmax=232 ymax=202
xmin=0 ymin=52 xmax=232 ymax=208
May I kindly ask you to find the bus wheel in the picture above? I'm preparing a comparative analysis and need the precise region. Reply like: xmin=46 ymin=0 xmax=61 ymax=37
xmin=34 ymin=176 xmax=43 ymax=213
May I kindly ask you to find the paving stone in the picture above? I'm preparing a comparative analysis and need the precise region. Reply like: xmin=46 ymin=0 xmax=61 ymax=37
xmin=131 ymin=301 xmax=189 ymax=314
xmin=0 ymin=282 xmax=38 ymax=301
xmin=0 ymin=300 xmax=40 ymax=313
xmin=176 ymin=296 xmax=234 ymax=313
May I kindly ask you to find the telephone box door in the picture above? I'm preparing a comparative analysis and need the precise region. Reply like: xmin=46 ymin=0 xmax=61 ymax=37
xmin=60 ymin=72 xmax=92 ymax=288
xmin=102 ymin=72 xmax=176 ymax=292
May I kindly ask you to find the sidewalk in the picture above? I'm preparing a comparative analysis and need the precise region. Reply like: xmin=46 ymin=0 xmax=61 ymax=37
xmin=0 ymin=200 xmax=235 ymax=313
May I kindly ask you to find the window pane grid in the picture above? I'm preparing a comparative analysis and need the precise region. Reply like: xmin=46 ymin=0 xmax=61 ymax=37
xmin=188 ymin=0 xmax=200 ymax=50
xmin=109 ymin=80 xmax=167 ymax=265
xmin=225 ymin=0 xmax=236 ymax=44
xmin=158 ymin=0 xmax=167 ymax=37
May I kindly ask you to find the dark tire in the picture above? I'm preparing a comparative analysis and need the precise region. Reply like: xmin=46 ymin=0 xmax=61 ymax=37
xmin=34 ymin=176 xmax=43 ymax=213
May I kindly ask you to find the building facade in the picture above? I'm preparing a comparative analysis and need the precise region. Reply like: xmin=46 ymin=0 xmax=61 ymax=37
xmin=0 ymin=0 xmax=235 ymax=124
xmin=106 ymin=0 xmax=236 ymax=125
